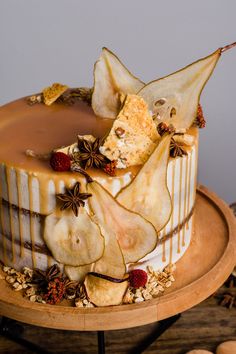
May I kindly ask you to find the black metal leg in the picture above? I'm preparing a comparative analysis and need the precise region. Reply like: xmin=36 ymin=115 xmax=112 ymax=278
xmin=0 ymin=316 xmax=51 ymax=354
xmin=0 ymin=314 xmax=180 ymax=354
xmin=97 ymin=331 xmax=105 ymax=354
xmin=129 ymin=314 xmax=181 ymax=354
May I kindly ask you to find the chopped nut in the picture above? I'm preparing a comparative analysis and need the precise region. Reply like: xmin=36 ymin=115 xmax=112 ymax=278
xmin=123 ymin=289 xmax=134 ymax=304
xmin=6 ymin=276 xmax=15 ymax=284
xmin=165 ymin=281 xmax=172 ymax=288
xmin=25 ymin=287 xmax=36 ymax=297
xmin=75 ymin=299 xmax=84 ymax=308
xmin=151 ymin=289 xmax=160 ymax=297
xmin=36 ymin=295 xmax=43 ymax=303
xmin=147 ymin=265 xmax=154 ymax=274
xmin=156 ymin=285 xmax=165 ymax=292
xmin=9 ymin=268 xmax=17 ymax=275
xmin=23 ymin=267 xmax=33 ymax=278
xmin=30 ymin=295 xmax=37 ymax=302
xmin=134 ymin=297 xmax=144 ymax=303
xmin=3 ymin=266 xmax=11 ymax=273
xmin=115 ymin=127 xmax=126 ymax=138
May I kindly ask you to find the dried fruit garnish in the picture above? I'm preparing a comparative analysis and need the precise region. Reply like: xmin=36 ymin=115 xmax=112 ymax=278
xmin=75 ymin=137 xmax=108 ymax=170
xmin=56 ymin=182 xmax=92 ymax=217
xmin=50 ymin=152 xmax=71 ymax=172
xmin=103 ymin=160 xmax=117 ymax=176
xmin=157 ymin=122 xmax=175 ymax=136
xmin=129 ymin=269 xmax=148 ymax=289
xmin=43 ymin=277 xmax=66 ymax=305
xmin=194 ymin=103 xmax=206 ymax=128
xmin=170 ymin=137 xmax=187 ymax=158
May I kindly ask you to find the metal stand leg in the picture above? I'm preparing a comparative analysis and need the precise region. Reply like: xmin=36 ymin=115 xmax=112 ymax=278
xmin=129 ymin=314 xmax=181 ymax=354
xmin=97 ymin=331 xmax=105 ymax=354
xmin=0 ymin=316 xmax=51 ymax=354
xmin=0 ymin=314 xmax=180 ymax=354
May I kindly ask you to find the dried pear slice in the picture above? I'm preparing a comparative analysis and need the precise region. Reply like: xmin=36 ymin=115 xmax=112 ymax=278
xmin=87 ymin=181 xmax=158 ymax=263
xmin=92 ymin=47 xmax=144 ymax=118
xmin=65 ymin=264 xmax=94 ymax=282
xmin=84 ymin=273 xmax=128 ymax=307
xmin=116 ymin=134 xmax=172 ymax=232
xmin=44 ymin=211 xmax=104 ymax=266
xmin=92 ymin=223 xmax=126 ymax=278
xmin=138 ymin=49 xmax=221 ymax=130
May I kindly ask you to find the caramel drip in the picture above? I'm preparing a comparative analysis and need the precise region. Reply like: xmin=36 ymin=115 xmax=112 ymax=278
xmin=16 ymin=170 xmax=24 ymax=258
xmin=186 ymin=150 xmax=193 ymax=230
xmin=182 ymin=157 xmax=189 ymax=247
xmin=5 ymin=166 xmax=15 ymax=263
xmin=162 ymin=226 xmax=166 ymax=262
xmin=0 ymin=166 xmax=7 ymax=264
xmin=39 ymin=177 xmax=52 ymax=268
xmin=28 ymin=174 xmax=36 ymax=268
xmin=177 ymin=158 xmax=183 ymax=254
xmin=194 ymin=145 xmax=198 ymax=199
xmin=170 ymin=162 xmax=175 ymax=263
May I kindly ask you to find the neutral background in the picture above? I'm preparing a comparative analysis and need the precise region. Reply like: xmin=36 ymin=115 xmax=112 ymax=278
xmin=0 ymin=0 xmax=235 ymax=203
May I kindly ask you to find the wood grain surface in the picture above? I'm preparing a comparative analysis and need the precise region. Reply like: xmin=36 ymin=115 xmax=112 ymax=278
xmin=0 ymin=186 xmax=235 ymax=333
xmin=0 ymin=288 xmax=235 ymax=354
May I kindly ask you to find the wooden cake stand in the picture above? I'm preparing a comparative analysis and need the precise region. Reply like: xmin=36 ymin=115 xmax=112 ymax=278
xmin=0 ymin=185 xmax=236 ymax=353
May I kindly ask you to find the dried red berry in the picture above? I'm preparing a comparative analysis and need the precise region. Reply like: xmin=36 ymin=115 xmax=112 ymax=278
xmin=129 ymin=269 xmax=148 ymax=288
xmin=194 ymin=104 xmax=206 ymax=128
xmin=50 ymin=152 xmax=71 ymax=172
xmin=42 ymin=276 xmax=66 ymax=305
xmin=103 ymin=160 xmax=117 ymax=176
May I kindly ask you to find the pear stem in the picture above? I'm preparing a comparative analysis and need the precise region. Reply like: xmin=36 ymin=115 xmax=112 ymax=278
xmin=221 ymin=42 xmax=236 ymax=53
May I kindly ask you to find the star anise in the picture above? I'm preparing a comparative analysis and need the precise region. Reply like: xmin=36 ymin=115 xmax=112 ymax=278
xmin=32 ymin=264 xmax=61 ymax=289
xmin=56 ymin=182 xmax=92 ymax=217
xmin=193 ymin=103 xmax=206 ymax=128
xmin=74 ymin=138 xmax=109 ymax=170
xmin=170 ymin=137 xmax=187 ymax=158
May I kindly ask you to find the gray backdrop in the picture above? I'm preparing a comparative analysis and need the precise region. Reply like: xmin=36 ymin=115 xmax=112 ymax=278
xmin=0 ymin=0 xmax=235 ymax=203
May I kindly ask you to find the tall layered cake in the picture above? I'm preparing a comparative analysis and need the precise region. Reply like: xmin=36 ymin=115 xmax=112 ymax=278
xmin=0 ymin=44 xmax=233 ymax=306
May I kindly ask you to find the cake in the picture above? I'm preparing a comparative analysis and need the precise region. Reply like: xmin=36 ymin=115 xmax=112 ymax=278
xmin=0 ymin=43 xmax=234 ymax=306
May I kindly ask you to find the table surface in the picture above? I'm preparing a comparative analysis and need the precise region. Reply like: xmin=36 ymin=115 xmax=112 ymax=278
xmin=0 ymin=185 xmax=235 ymax=331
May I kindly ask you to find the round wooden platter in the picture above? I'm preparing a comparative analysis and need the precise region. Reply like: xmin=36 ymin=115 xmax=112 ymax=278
xmin=0 ymin=185 xmax=235 ymax=331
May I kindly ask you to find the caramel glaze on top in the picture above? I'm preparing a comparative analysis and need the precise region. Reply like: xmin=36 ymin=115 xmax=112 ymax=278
xmin=0 ymin=97 xmax=197 ymax=180
xmin=0 ymin=98 xmax=124 ymax=177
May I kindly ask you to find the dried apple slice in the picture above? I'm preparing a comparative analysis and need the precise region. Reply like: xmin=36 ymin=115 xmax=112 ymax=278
xmin=138 ymin=49 xmax=221 ymax=130
xmin=116 ymin=134 xmax=172 ymax=232
xmin=87 ymin=181 xmax=158 ymax=263
xmin=44 ymin=211 xmax=104 ymax=266
xmin=92 ymin=47 xmax=144 ymax=118
xmin=65 ymin=264 xmax=94 ymax=282
xmin=84 ymin=273 xmax=128 ymax=307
